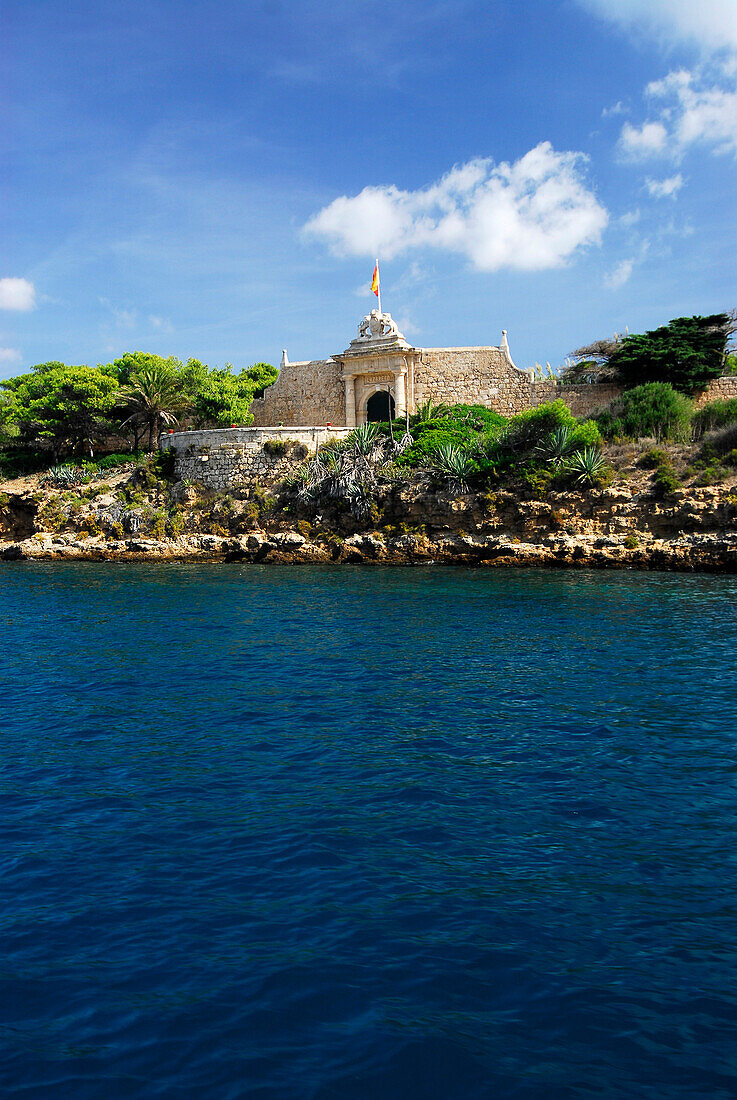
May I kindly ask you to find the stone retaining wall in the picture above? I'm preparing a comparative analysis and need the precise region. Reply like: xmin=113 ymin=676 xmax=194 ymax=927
xmin=160 ymin=426 xmax=352 ymax=490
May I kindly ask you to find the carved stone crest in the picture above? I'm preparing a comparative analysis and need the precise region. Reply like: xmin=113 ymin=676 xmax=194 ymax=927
xmin=357 ymin=310 xmax=400 ymax=341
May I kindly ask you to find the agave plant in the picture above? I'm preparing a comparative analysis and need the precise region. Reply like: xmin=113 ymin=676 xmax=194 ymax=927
xmin=395 ymin=429 xmax=415 ymax=455
xmin=566 ymin=447 xmax=608 ymax=487
xmin=432 ymin=443 xmax=475 ymax=494
xmin=345 ymin=479 xmax=375 ymax=521
xmin=45 ymin=465 xmax=83 ymax=488
xmin=535 ymin=426 xmax=575 ymax=467
xmin=347 ymin=422 xmax=382 ymax=460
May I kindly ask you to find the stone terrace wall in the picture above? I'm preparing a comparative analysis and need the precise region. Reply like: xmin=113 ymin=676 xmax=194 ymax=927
xmin=250 ymin=359 xmax=345 ymax=427
xmin=160 ymin=426 xmax=352 ymax=491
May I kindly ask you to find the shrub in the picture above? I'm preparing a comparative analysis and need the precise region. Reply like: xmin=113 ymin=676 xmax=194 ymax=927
xmin=602 ymin=383 xmax=693 ymax=441
xmin=153 ymin=448 xmax=176 ymax=478
xmin=263 ymin=439 xmax=290 ymax=457
xmin=637 ymin=448 xmax=669 ymax=469
xmin=503 ymin=400 xmax=601 ymax=452
xmin=397 ymin=429 xmax=469 ymax=468
xmin=692 ymin=399 xmax=737 ymax=437
xmin=95 ymin=452 xmax=138 ymax=470
xmin=624 ymin=534 xmax=639 ymax=549
xmin=653 ymin=465 xmax=681 ymax=495
xmin=702 ymin=423 xmax=737 ymax=457
xmin=448 ymin=404 xmax=507 ymax=435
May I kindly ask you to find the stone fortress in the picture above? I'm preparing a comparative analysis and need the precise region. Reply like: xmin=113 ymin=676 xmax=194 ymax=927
xmin=161 ymin=309 xmax=737 ymax=490
xmin=249 ymin=309 xmax=620 ymax=427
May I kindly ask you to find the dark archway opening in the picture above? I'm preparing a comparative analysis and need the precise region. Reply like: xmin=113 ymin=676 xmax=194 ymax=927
xmin=366 ymin=390 xmax=395 ymax=423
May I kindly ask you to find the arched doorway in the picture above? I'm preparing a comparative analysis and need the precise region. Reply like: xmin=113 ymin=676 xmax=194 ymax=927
xmin=366 ymin=390 xmax=395 ymax=423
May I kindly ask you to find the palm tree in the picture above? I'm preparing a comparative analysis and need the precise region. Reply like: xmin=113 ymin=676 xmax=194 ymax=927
xmin=117 ymin=364 xmax=190 ymax=452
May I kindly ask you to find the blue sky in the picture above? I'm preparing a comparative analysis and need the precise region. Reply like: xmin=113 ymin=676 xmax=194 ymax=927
xmin=2 ymin=0 xmax=736 ymax=378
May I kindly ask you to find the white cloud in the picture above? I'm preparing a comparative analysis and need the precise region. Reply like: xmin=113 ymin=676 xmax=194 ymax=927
xmin=619 ymin=64 xmax=737 ymax=158
xmin=619 ymin=209 xmax=641 ymax=226
xmin=149 ymin=314 xmax=174 ymax=333
xmin=0 ymin=278 xmax=36 ymax=311
xmin=578 ymin=0 xmax=737 ymax=54
xmin=619 ymin=120 xmax=668 ymax=157
xmin=645 ymin=174 xmax=684 ymax=197
xmin=0 ymin=347 xmax=22 ymax=364
xmin=604 ymin=259 xmax=635 ymax=289
xmin=99 ymin=297 xmax=137 ymax=327
xmin=602 ymin=101 xmax=627 ymax=117
xmin=305 ymin=143 xmax=608 ymax=273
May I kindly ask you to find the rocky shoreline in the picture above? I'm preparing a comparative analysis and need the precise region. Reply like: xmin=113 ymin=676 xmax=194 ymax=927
xmin=4 ymin=527 xmax=737 ymax=571
xmin=3 ymin=450 xmax=737 ymax=572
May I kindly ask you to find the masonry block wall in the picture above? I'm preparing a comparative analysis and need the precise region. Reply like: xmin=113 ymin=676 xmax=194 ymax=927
xmin=414 ymin=348 xmax=529 ymax=413
xmin=160 ymin=426 xmax=352 ymax=490
xmin=250 ymin=359 xmax=345 ymax=427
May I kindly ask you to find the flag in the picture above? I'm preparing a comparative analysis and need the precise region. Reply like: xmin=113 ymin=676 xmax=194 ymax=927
xmin=371 ymin=261 xmax=379 ymax=298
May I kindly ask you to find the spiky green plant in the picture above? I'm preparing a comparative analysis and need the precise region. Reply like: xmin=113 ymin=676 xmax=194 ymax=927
xmin=347 ymin=422 xmax=381 ymax=457
xmin=433 ymin=443 xmax=475 ymax=493
xmin=535 ymin=426 xmax=575 ymax=466
xmin=566 ymin=447 xmax=608 ymax=487
xmin=45 ymin=465 xmax=83 ymax=487
xmin=345 ymin=479 xmax=374 ymax=520
xmin=410 ymin=399 xmax=451 ymax=425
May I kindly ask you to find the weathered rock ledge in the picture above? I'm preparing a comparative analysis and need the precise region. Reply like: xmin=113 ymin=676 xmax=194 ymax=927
xmin=4 ymin=529 xmax=737 ymax=571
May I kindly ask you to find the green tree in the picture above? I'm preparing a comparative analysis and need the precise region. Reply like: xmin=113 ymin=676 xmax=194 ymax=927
xmin=0 ymin=363 xmax=118 ymax=459
xmin=608 ymin=314 xmax=732 ymax=393
xmin=117 ymin=359 xmax=190 ymax=451
xmin=244 ymin=362 xmax=278 ymax=397
xmin=181 ymin=359 xmax=277 ymax=428
xmin=109 ymin=350 xmax=183 ymax=387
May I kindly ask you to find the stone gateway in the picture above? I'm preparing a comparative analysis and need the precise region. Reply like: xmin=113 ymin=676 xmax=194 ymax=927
xmin=249 ymin=310 xmax=621 ymax=427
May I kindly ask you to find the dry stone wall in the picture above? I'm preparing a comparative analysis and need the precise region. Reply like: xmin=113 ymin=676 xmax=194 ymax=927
xmin=160 ymin=426 xmax=352 ymax=490
xmin=693 ymin=376 xmax=737 ymax=406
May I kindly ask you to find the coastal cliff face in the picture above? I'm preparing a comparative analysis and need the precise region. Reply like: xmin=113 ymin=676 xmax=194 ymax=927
xmin=2 ymin=446 xmax=737 ymax=570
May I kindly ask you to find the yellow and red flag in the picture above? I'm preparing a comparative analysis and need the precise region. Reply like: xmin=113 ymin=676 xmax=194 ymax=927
xmin=370 ymin=261 xmax=380 ymax=298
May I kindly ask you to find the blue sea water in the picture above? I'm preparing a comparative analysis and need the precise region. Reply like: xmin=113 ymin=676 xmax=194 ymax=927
xmin=2 ymin=563 xmax=737 ymax=1099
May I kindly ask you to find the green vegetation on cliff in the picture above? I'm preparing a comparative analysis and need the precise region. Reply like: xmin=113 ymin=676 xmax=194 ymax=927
xmin=0 ymin=353 xmax=277 ymax=463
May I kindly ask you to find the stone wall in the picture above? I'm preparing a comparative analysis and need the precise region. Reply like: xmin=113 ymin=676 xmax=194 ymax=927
xmin=160 ymin=426 xmax=352 ymax=490
xmin=415 ymin=349 xmax=622 ymax=418
xmin=250 ymin=326 xmax=737 ymax=429
xmin=250 ymin=359 xmax=345 ymax=427
xmin=532 ymin=382 xmax=623 ymax=417
xmin=414 ymin=347 xmax=531 ymax=413
xmin=694 ymin=376 xmax=737 ymax=406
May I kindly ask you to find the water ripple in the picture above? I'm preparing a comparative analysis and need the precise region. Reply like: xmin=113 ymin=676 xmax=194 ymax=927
xmin=2 ymin=564 xmax=737 ymax=1097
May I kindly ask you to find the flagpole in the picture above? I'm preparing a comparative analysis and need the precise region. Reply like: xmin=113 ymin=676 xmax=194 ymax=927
xmin=376 ymin=258 xmax=381 ymax=315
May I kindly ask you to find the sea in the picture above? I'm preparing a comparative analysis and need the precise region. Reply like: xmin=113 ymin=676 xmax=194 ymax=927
xmin=2 ymin=563 xmax=737 ymax=1098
